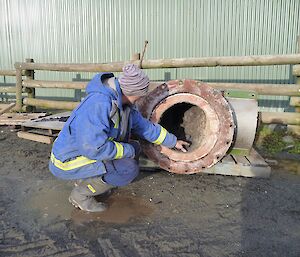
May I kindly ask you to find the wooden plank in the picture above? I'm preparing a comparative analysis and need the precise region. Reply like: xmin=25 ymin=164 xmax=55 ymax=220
xmin=208 ymin=82 xmax=300 ymax=96
xmin=246 ymin=149 xmax=269 ymax=166
xmin=0 ymin=113 xmax=47 ymax=125
xmin=23 ymin=98 xmax=79 ymax=110
xmin=0 ymin=70 xmax=25 ymax=76
xmin=22 ymin=119 xmax=65 ymax=130
xmin=23 ymin=79 xmax=87 ymax=90
xmin=142 ymin=54 xmax=300 ymax=68
xmin=290 ymin=96 xmax=300 ymax=107
xmin=232 ymin=155 xmax=251 ymax=166
xmin=0 ymin=103 xmax=16 ymax=115
xmin=260 ymin=111 xmax=300 ymax=125
xmin=0 ymin=70 xmax=16 ymax=76
xmin=26 ymin=121 xmax=64 ymax=131
xmin=26 ymin=129 xmax=59 ymax=137
xmin=17 ymin=131 xmax=54 ymax=144
xmin=0 ymin=86 xmax=16 ymax=93
xmin=17 ymin=54 xmax=300 ymax=72
xmin=0 ymin=103 xmax=13 ymax=109
xmin=203 ymin=162 xmax=271 ymax=178
xmin=0 ymin=103 xmax=15 ymax=112
xmin=20 ymin=80 xmax=300 ymax=96
xmin=220 ymin=154 xmax=235 ymax=164
xmin=21 ymin=112 xmax=70 ymax=130
xmin=293 ymin=64 xmax=300 ymax=76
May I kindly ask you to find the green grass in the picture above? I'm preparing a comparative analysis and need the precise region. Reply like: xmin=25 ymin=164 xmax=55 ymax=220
xmin=256 ymin=125 xmax=300 ymax=156
xmin=288 ymin=140 xmax=300 ymax=154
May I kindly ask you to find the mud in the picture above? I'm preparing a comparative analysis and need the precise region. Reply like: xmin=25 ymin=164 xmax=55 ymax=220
xmin=71 ymin=192 xmax=154 ymax=225
xmin=0 ymin=126 xmax=300 ymax=257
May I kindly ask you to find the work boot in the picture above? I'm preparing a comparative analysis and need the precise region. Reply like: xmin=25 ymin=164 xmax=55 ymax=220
xmin=69 ymin=177 xmax=114 ymax=212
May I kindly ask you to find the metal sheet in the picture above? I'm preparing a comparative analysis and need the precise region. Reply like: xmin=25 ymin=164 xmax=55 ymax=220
xmin=227 ymin=97 xmax=258 ymax=151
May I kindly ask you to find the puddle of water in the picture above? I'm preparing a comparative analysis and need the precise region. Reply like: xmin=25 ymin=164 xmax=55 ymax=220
xmin=27 ymin=182 xmax=74 ymax=221
xmin=71 ymin=192 xmax=154 ymax=225
xmin=275 ymin=160 xmax=300 ymax=175
xmin=27 ymin=183 xmax=154 ymax=225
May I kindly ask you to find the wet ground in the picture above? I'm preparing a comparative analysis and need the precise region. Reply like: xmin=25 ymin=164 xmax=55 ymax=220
xmin=0 ymin=126 xmax=300 ymax=257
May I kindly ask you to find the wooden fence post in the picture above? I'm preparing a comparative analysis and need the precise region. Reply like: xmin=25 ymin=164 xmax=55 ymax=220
xmin=288 ymin=36 xmax=300 ymax=135
xmin=14 ymin=63 xmax=23 ymax=112
xmin=24 ymin=58 xmax=35 ymax=112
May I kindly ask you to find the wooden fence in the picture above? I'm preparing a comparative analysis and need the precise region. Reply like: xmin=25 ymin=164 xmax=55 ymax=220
xmin=0 ymin=59 xmax=29 ymax=112
xmin=1 ymin=54 xmax=300 ymax=130
xmin=0 ymin=70 xmax=19 ymax=94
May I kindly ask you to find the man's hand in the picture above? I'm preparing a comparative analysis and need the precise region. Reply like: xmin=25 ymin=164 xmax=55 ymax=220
xmin=175 ymin=140 xmax=190 ymax=153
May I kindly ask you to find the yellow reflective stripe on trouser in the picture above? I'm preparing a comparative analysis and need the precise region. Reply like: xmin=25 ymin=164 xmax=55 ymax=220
xmin=50 ymin=152 xmax=96 ymax=171
xmin=152 ymin=127 xmax=167 ymax=145
xmin=113 ymin=141 xmax=124 ymax=159
xmin=87 ymin=184 xmax=96 ymax=193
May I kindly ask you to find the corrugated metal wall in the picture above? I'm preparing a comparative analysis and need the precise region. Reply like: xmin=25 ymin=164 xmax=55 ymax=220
xmin=0 ymin=0 xmax=300 ymax=109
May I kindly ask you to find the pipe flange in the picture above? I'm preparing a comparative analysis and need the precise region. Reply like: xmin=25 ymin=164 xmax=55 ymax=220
xmin=137 ymin=80 xmax=235 ymax=174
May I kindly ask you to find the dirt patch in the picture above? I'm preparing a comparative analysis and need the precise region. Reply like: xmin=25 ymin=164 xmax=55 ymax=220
xmin=0 ymin=126 xmax=300 ymax=257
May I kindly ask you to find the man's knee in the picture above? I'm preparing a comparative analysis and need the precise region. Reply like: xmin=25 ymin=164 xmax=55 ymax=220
xmin=104 ymin=158 xmax=139 ymax=187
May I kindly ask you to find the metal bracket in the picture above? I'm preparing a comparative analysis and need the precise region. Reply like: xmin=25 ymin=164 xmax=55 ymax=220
xmin=224 ymin=89 xmax=257 ymax=99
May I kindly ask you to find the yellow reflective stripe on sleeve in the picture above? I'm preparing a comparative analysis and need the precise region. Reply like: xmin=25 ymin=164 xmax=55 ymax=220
xmin=114 ymin=111 xmax=120 ymax=128
xmin=152 ymin=127 xmax=167 ymax=145
xmin=113 ymin=141 xmax=124 ymax=159
xmin=50 ymin=152 xmax=96 ymax=171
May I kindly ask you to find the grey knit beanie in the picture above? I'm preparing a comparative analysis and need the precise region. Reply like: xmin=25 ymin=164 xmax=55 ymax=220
xmin=118 ymin=64 xmax=149 ymax=96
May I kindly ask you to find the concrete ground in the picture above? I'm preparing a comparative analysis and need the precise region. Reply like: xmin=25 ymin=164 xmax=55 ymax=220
xmin=0 ymin=126 xmax=299 ymax=257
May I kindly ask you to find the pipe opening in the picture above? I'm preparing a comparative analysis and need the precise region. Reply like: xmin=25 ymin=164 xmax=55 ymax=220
xmin=159 ymin=102 xmax=206 ymax=152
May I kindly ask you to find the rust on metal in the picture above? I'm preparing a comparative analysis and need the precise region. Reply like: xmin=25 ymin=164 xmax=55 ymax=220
xmin=136 ymin=80 xmax=235 ymax=174
xmin=152 ymin=93 xmax=219 ymax=162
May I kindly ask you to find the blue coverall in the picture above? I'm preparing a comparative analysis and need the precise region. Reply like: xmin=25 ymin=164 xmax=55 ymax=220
xmin=49 ymin=72 xmax=177 ymax=186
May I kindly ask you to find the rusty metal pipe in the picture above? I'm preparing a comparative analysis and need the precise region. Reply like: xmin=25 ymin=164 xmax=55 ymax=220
xmin=136 ymin=80 xmax=235 ymax=174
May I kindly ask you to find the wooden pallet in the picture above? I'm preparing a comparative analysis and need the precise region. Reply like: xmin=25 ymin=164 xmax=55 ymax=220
xmin=17 ymin=130 xmax=58 ymax=144
xmin=17 ymin=112 xmax=70 ymax=144
xmin=139 ymin=149 xmax=271 ymax=178
xmin=202 ymin=149 xmax=271 ymax=178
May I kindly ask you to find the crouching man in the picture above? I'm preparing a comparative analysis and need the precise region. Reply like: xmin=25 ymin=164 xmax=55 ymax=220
xmin=49 ymin=64 xmax=188 ymax=212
